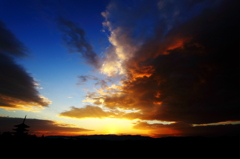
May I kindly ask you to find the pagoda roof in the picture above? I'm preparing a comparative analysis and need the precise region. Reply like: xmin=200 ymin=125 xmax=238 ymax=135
xmin=13 ymin=128 xmax=29 ymax=131
xmin=14 ymin=123 xmax=30 ymax=128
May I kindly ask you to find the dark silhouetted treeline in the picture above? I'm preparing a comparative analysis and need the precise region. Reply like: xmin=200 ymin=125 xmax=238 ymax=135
xmin=1 ymin=134 xmax=239 ymax=158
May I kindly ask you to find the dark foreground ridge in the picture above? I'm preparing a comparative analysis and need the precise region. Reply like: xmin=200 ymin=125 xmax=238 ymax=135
xmin=1 ymin=134 xmax=239 ymax=157
xmin=46 ymin=134 xmax=154 ymax=141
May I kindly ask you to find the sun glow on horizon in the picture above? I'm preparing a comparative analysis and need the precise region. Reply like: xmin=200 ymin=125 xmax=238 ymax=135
xmin=71 ymin=118 xmax=149 ymax=136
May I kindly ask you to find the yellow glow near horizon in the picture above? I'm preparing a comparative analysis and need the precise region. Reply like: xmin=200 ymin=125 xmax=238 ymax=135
xmin=70 ymin=118 xmax=149 ymax=136
xmin=106 ymin=127 xmax=118 ymax=134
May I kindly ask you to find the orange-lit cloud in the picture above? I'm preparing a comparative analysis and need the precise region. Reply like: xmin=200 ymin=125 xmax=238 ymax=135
xmin=0 ymin=94 xmax=51 ymax=111
xmin=59 ymin=105 xmax=141 ymax=120
xmin=133 ymin=121 xmax=180 ymax=137
xmin=59 ymin=105 xmax=116 ymax=119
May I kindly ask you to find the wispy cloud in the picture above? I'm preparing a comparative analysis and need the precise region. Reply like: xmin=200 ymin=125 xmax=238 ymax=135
xmin=133 ymin=121 xmax=240 ymax=137
xmin=58 ymin=17 xmax=101 ymax=68
xmin=77 ymin=75 xmax=98 ymax=85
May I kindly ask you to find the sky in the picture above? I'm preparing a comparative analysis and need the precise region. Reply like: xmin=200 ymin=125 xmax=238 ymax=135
xmin=0 ymin=0 xmax=240 ymax=138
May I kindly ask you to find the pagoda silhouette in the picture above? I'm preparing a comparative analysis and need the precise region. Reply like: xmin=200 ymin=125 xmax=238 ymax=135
xmin=13 ymin=115 xmax=30 ymax=136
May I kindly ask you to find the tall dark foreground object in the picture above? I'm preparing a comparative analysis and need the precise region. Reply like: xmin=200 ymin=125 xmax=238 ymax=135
xmin=13 ymin=115 xmax=29 ymax=136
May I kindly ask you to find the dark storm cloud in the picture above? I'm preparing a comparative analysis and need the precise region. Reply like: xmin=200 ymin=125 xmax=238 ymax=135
xmin=101 ymin=0 xmax=240 ymax=124
xmin=58 ymin=17 xmax=100 ymax=68
xmin=0 ymin=116 xmax=92 ymax=136
xmin=0 ymin=20 xmax=50 ymax=109
xmin=132 ymin=0 xmax=240 ymax=124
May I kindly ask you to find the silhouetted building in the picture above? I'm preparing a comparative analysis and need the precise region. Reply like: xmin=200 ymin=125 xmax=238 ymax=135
xmin=13 ymin=115 xmax=29 ymax=136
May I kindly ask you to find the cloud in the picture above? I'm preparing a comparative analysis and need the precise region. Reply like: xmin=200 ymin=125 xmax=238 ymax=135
xmin=96 ymin=0 xmax=240 ymax=124
xmin=95 ymin=79 xmax=109 ymax=89
xmin=77 ymin=75 xmax=98 ymax=85
xmin=0 ymin=20 xmax=51 ymax=109
xmin=59 ymin=105 xmax=116 ymax=119
xmin=58 ymin=17 xmax=100 ymax=68
xmin=59 ymin=104 xmax=143 ymax=120
xmin=59 ymin=0 xmax=240 ymax=136
xmin=0 ymin=20 xmax=28 ymax=57
xmin=133 ymin=121 xmax=240 ymax=137
xmin=100 ymin=0 xmax=155 ymax=76
xmin=0 ymin=116 xmax=92 ymax=136
xmin=100 ymin=0 xmax=217 ymax=76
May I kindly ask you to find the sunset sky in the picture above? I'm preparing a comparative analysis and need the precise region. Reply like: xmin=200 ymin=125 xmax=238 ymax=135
xmin=1 ymin=0 xmax=240 ymax=137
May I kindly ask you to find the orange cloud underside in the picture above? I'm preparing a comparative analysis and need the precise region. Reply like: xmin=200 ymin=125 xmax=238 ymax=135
xmin=33 ymin=131 xmax=86 ymax=137
xmin=163 ymin=38 xmax=187 ymax=55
